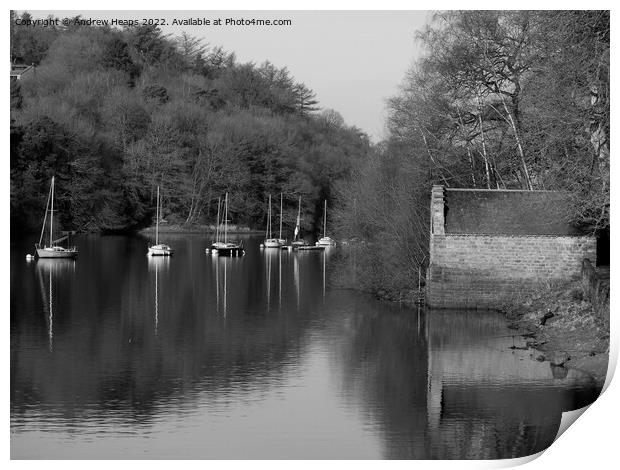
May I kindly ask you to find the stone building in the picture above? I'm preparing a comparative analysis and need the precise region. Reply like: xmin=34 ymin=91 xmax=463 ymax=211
xmin=10 ymin=63 xmax=34 ymax=81
xmin=426 ymin=185 xmax=597 ymax=309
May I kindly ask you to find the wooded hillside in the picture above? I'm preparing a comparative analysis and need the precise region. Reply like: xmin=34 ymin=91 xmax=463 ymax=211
xmin=10 ymin=11 xmax=372 ymax=234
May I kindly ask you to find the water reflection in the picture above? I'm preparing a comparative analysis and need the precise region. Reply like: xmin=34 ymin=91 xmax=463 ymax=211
xmin=35 ymin=259 xmax=76 ymax=352
xmin=10 ymin=235 xmax=601 ymax=459
xmin=147 ymin=256 xmax=170 ymax=334
xmin=424 ymin=310 xmax=598 ymax=459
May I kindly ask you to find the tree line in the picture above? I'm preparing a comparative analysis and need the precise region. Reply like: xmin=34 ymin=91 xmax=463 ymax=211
xmin=10 ymin=11 xmax=372 ymax=235
xmin=334 ymin=10 xmax=609 ymax=299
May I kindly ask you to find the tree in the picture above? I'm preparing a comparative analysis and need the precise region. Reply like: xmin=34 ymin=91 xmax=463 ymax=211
xmin=101 ymin=36 xmax=139 ymax=84
xmin=387 ymin=10 xmax=609 ymax=231
xmin=294 ymin=83 xmax=319 ymax=115
xmin=175 ymin=32 xmax=208 ymax=69
xmin=10 ymin=11 xmax=372 ymax=235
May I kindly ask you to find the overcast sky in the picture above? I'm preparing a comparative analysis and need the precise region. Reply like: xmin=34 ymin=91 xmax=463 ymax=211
xmin=27 ymin=10 xmax=430 ymax=142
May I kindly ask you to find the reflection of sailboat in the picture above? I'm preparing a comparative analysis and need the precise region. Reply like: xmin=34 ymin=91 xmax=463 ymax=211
xmin=213 ymin=256 xmax=228 ymax=318
xmin=36 ymin=259 xmax=75 ymax=351
xmin=316 ymin=199 xmax=337 ymax=247
xmin=266 ymin=248 xmax=272 ymax=309
xmin=264 ymin=248 xmax=283 ymax=311
xmin=223 ymin=257 xmax=227 ymax=319
xmin=148 ymin=186 xmax=173 ymax=256
xmin=293 ymin=253 xmax=300 ymax=311
xmin=148 ymin=256 xmax=170 ymax=333
xmin=35 ymin=176 xmax=78 ymax=258
xmin=214 ymin=253 xmax=220 ymax=313
xmin=323 ymin=248 xmax=326 ymax=300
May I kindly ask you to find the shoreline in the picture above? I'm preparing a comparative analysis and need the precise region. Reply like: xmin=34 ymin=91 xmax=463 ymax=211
xmin=501 ymin=281 xmax=609 ymax=385
xmin=374 ymin=283 xmax=608 ymax=385
xmin=139 ymin=224 xmax=265 ymax=235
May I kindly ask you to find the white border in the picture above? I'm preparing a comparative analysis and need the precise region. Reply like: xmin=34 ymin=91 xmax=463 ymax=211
xmin=5 ymin=2 xmax=617 ymax=468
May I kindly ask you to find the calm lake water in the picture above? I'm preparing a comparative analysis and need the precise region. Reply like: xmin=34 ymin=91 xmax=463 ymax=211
xmin=11 ymin=234 xmax=601 ymax=459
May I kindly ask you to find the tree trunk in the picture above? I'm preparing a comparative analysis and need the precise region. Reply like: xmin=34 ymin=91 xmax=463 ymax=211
xmin=457 ymin=108 xmax=477 ymax=187
xmin=499 ymin=94 xmax=533 ymax=190
xmin=476 ymin=94 xmax=492 ymax=189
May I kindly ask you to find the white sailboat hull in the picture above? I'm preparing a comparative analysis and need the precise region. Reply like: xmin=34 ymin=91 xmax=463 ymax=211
xmin=36 ymin=246 xmax=78 ymax=258
xmin=209 ymin=243 xmax=244 ymax=256
xmin=315 ymin=237 xmax=337 ymax=247
xmin=263 ymin=239 xmax=282 ymax=248
xmin=148 ymin=187 xmax=173 ymax=256
xmin=148 ymin=244 xmax=173 ymax=256
xmin=36 ymin=177 xmax=78 ymax=260
xmin=206 ymin=194 xmax=244 ymax=257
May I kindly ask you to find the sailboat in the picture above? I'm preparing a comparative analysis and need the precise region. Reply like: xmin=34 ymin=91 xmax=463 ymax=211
xmin=35 ymin=176 xmax=78 ymax=259
xmin=291 ymin=195 xmax=309 ymax=249
xmin=316 ymin=199 xmax=337 ymax=247
xmin=148 ymin=186 xmax=173 ymax=256
xmin=277 ymin=193 xmax=286 ymax=245
xmin=292 ymin=196 xmax=324 ymax=250
xmin=207 ymin=196 xmax=227 ymax=253
xmin=263 ymin=194 xmax=282 ymax=248
xmin=209 ymin=193 xmax=244 ymax=256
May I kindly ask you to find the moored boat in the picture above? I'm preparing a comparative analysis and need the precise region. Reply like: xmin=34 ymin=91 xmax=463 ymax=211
xmin=315 ymin=236 xmax=337 ymax=247
xmin=148 ymin=243 xmax=173 ymax=256
xmin=315 ymin=200 xmax=337 ymax=247
xmin=35 ymin=176 xmax=78 ymax=259
xmin=208 ymin=193 xmax=244 ymax=256
xmin=297 ymin=245 xmax=325 ymax=251
xmin=207 ymin=196 xmax=226 ymax=253
xmin=261 ymin=194 xmax=282 ymax=249
xmin=211 ymin=242 xmax=245 ymax=257
xmin=277 ymin=193 xmax=286 ymax=245
xmin=148 ymin=186 xmax=173 ymax=256
xmin=288 ymin=195 xmax=313 ymax=250
xmin=264 ymin=238 xmax=282 ymax=248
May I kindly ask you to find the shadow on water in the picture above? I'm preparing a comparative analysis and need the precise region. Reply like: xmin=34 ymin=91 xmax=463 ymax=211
xmin=10 ymin=235 xmax=602 ymax=458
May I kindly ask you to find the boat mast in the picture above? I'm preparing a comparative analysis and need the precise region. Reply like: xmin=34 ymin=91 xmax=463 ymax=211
xmin=49 ymin=176 xmax=55 ymax=246
xmin=268 ymin=194 xmax=272 ymax=239
xmin=279 ymin=193 xmax=283 ymax=240
xmin=224 ymin=192 xmax=228 ymax=243
xmin=323 ymin=199 xmax=327 ymax=239
xmin=39 ymin=178 xmax=53 ymax=246
xmin=265 ymin=202 xmax=268 ymax=240
xmin=155 ymin=186 xmax=160 ymax=245
xmin=215 ymin=196 xmax=221 ymax=243
xmin=295 ymin=195 xmax=301 ymax=241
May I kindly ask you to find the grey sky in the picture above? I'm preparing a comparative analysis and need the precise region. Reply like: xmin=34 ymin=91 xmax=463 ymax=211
xmin=29 ymin=10 xmax=430 ymax=142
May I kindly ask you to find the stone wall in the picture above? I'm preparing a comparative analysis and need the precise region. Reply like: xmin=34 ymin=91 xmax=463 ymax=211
xmin=426 ymin=185 xmax=597 ymax=309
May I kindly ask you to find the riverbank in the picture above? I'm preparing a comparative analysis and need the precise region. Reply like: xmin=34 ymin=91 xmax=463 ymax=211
xmin=140 ymin=224 xmax=264 ymax=235
xmin=501 ymin=280 xmax=609 ymax=385
xmin=369 ymin=280 xmax=609 ymax=385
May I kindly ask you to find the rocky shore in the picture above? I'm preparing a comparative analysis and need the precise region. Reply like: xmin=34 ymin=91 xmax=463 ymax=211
xmin=501 ymin=280 xmax=609 ymax=385
xmin=373 ymin=280 xmax=609 ymax=385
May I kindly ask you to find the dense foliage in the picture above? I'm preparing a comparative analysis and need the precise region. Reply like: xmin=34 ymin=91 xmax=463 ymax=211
xmin=334 ymin=10 xmax=609 ymax=298
xmin=10 ymin=11 xmax=371 ymax=234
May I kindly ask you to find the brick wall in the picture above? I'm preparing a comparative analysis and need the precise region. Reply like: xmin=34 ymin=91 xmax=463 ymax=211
xmin=426 ymin=185 xmax=597 ymax=309
xmin=427 ymin=234 xmax=596 ymax=308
